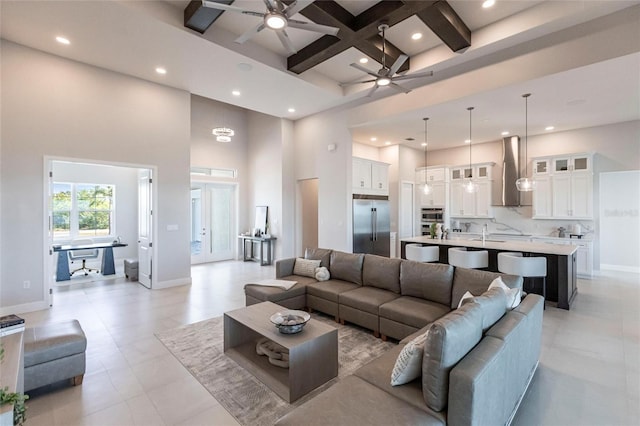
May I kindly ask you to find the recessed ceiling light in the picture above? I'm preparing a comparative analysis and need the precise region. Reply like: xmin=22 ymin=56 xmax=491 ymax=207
xmin=56 ymin=36 xmax=70 ymax=45
xmin=237 ymin=63 xmax=253 ymax=72
xmin=288 ymin=108 xmax=296 ymax=113
xmin=421 ymin=142 xmax=427 ymax=147
xmin=232 ymin=90 xmax=241 ymax=96
xmin=370 ymin=137 xmax=377 ymax=141
xmin=501 ymin=131 xmax=509 ymax=136
xmin=359 ymin=58 xmax=369 ymax=64
xmin=385 ymin=141 xmax=391 ymax=145
xmin=155 ymin=67 xmax=167 ymax=75
xmin=545 ymin=126 xmax=555 ymax=131
xmin=411 ymin=32 xmax=422 ymax=41
xmin=465 ymin=139 xmax=471 ymax=144
xmin=482 ymin=0 xmax=495 ymax=8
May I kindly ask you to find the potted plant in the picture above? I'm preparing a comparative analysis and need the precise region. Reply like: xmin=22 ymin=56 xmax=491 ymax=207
xmin=0 ymin=343 xmax=28 ymax=426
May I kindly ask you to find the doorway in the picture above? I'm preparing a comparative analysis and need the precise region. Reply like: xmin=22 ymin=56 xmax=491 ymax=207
xmin=297 ymin=178 xmax=319 ymax=256
xmin=190 ymin=183 xmax=237 ymax=264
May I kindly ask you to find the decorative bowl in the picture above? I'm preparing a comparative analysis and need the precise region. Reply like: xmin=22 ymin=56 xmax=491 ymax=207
xmin=270 ymin=310 xmax=311 ymax=334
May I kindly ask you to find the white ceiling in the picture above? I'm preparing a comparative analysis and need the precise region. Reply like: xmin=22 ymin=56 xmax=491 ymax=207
xmin=1 ymin=0 xmax=639 ymax=150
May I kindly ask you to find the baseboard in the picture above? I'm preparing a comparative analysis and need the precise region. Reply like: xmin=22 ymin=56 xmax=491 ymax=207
xmin=0 ymin=300 xmax=49 ymax=316
xmin=600 ymin=264 xmax=640 ymax=273
xmin=153 ymin=277 xmax=192 ymax=289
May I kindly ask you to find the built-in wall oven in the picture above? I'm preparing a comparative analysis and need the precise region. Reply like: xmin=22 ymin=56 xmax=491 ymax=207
xmin=421 ymin=208 xmax=445 ymax=236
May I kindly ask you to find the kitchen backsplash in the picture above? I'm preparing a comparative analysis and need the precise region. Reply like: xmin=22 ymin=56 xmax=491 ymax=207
xmin=451 ymin=206 xmax=594 ymax=239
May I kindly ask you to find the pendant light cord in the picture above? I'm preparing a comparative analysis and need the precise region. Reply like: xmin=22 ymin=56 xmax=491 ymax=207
xmin=523 ymin=93 xmax=531 ymax=177
xmin=423 ymin=118 xmax=429 ymax=174
xmin=467 ymin=107 xmax=474 ymax=178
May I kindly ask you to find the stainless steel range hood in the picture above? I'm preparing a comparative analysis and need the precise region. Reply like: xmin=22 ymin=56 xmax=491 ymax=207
xmin=497 ymin=136 xmax=531 ymax=206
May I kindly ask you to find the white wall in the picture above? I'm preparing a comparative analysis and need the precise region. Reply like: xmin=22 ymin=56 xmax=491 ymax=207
xmin=1 ymin=41 xmax=191 ymax=312
xmin=352 ymin=142 xmax=379 ymax=161
xmin=294 ymin=110 xmax=352 ymax=252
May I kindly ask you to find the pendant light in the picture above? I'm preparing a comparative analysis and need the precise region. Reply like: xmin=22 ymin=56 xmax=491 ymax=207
xmin=463 ymin=107 xmax=478 ymax=193
xmin=212 ymin=105 xmax=235 ymax=143
xmin=516 ymin=93 xmax=536 ymax=191
xmin=423 ymin=117 xmax=432 ymax=195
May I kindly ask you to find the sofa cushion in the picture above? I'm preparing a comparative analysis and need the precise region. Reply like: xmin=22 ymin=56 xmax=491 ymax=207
xmin=293 ymin=258 xmax=321 ymax=278
xmin=307 ymin=279 xmax=360 ymax=303
xmin=451 ymin=268 xmax=522 ymax=309
xmin=305 ymin=248 xmax=333 ymax=268
xmin=391 ymin=330 xmax=429 ymax=386
xmin=276 ymin=375 xmax=446 ymax=426
xmin=379 ymin=296 xmax=451 ymax=329
xmin=244 ymin=276 xmax=316 ymax=303
xmin=461 ymin=288 xmax=507 ymax=332
xmin=363 ymin=254 xmax=402 ymax=293
xmin=339 ymin=287 xmax=400 ymax=315
xmin=422 ymin=301 xmax=483 ymax=412
xmin=329 ymin=251 xmax=364 ymax=285
xmin=488 ymin=276 xmax=521 ymax=309
xmin=400 ymin=261 xmax=454 ymax=307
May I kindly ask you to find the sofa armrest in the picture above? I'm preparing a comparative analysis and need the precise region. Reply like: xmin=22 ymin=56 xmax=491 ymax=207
xmin=275 ymin=258 xmax=296 ymax=278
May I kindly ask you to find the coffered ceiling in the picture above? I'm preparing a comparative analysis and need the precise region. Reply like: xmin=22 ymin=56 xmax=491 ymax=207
xmin=1 ymin=0 xmax=639 ymax=151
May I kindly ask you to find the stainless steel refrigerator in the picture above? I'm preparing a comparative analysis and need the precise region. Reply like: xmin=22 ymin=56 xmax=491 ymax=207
xmin=353 ymin=196 xmax=390 ymax=257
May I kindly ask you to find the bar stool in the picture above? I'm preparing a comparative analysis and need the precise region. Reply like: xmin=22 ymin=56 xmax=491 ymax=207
xmin=448 ymin=247 xmax=488 ymax=269
xmin=405 ymin=244 xmax=439 ymax=262
xmin=498 ymin=252 xmax=546 ymax=308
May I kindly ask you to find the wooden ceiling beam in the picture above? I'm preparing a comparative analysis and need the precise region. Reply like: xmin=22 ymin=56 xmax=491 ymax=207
xmin=184 ymin=0 xmax=234 ymax=34
xmin=416 ymin=1 xmax=471 ymax=52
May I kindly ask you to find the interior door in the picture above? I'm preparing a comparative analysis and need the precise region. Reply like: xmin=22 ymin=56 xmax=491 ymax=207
xmin=138 ymin=169 xmax=152 ymax=288
xmin=191 ymin=183 xmax=236 ymax=264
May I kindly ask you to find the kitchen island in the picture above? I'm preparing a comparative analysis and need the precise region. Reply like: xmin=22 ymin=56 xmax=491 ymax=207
xmin=400 ymin=236 xmax=578 ymax=310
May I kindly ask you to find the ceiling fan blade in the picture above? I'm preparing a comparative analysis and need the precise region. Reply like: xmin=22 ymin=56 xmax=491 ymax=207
xmin=288 ymin=19 xmax=339 ymax=36
xmin=349 ymin=63 xmax=380 ymax=78
xmin=392 ymin=70 xmax=434 ymax=81
xmin=389 ymin=82 xmax=411 ymax=94
xmin=202 ymin=0 xmax=264 ymax=17
xmin=276 ymin=30 xmax=298 ymax=55
xmin=365 ymin=85 xmax=379 ymax=98
xmin=263 ymin=0 xmax=277 ymax=12
xmin=388 ymin=54 xmax=409 ymax=76
xmin=339 ymin=79 xmax=377 ymax=87
xmin=284 ymin=0 xmax=314 ymax=17
xmin=235 ymin=22 xmax=266 ymax=44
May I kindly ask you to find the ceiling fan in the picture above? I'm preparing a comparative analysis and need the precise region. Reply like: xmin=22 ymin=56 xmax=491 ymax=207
xmin=201 ymin=0 xmax=340 ymax=55
xmin=342 ymin=24 xmax=434 ymax=97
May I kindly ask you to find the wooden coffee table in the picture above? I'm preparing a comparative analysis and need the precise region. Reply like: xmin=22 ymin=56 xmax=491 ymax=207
xmin=224 ymin=301 xmax=338 ymax=403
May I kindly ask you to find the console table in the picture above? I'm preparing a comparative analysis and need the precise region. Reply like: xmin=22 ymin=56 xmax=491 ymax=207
xmin=53 ymin=242 xmax=128 ymax=281
xmin=238 ymin=235 xmax=276 ymax=266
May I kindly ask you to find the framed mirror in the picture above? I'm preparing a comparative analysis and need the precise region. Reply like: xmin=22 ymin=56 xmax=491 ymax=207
xmin=254 ymin=206 xmax=268 ymax=236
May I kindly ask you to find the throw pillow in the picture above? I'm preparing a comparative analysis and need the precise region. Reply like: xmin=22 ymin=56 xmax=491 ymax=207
xmin=293 ymin=258 xmax=321 ymax=278
xmin=315 ymin=266 xmax=330 ymax=281
xmin=488 ymin=276 xmax=521 ymax=309
xmin=390 ymin=330 xmax=429 ymax=386
xmin=457 ymin=290 xmax=475 ymax=309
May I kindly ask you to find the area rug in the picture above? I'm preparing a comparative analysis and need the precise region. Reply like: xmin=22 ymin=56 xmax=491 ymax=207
xmin=156 ymin=313 xmax=396 ymax=426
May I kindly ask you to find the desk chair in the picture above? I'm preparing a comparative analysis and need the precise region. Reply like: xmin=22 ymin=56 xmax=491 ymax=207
xmin=69 ymin=239 xmax=100 ymax=277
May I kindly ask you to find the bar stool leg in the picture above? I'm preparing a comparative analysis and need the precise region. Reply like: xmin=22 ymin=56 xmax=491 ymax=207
xmin=542 ymin=276 xmax=546 ymax=310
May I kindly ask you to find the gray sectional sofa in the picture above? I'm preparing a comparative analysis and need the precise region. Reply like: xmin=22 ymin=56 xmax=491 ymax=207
xmin=244 ymin=248 xmax=544 ymax=425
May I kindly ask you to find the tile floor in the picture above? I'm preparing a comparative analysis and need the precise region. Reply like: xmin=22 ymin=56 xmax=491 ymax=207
xmin=20 ymin=261 xmax=640 ymax=426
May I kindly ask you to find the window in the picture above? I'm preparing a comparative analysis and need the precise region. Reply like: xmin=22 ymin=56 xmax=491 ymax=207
xmin=53 ymin=183 xmax=115 ymax=240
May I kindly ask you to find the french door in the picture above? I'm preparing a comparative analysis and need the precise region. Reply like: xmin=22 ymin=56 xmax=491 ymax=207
xmin=190 ymin=183 xmax=236 ymax=264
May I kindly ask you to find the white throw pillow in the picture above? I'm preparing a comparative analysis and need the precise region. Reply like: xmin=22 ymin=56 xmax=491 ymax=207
xmin=315 ymin=266 xmax=330 ymax=281
xmin=293 ymin=258 xmax=321 ymax=278
xmin=390 ymin=330 xmax=429 ymax=386
xmin=488 ymin=277 xmax=521 ymax=309
xmin=457 ymin=291 xmax=475 ymax=309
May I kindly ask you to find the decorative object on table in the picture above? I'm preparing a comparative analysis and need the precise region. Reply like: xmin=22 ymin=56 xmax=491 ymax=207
xmin=435 ymin=223 xmax=443 ymax=239
xmin=463 ymin=106 xmax=478 ymax=193
xmin=314 ymin=266 xmax=330 ymax=282
xmin=558 ymin=227 xmax=566 ymax=238
xmin=270 ymin=310 xmax=310 ymax=334
xmin=429 ymin=222 xmax=437 ymax=239
xmin=255 ymin=337 xmax=289 ymax=368
xmin=254 ymin=205 xmax=268 ymax=236
xmin=516 ymin=93 xmax=536 ymax=192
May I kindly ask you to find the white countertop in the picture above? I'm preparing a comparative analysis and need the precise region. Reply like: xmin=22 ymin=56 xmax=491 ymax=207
xmin=402 ymin=235 xmax=579 ymax=256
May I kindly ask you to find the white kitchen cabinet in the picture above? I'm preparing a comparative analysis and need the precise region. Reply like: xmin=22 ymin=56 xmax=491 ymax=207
xmin=416 ymin=166 xmax=448 ymax=207
xmin=575 ymin=240 xmax=593 ymax=278
xmin=532 ymin=175 xmax=552 ymax=218
xmin=533 ymin=153 xmax=593 ymax=220
xmin=421 ymin=182 xmax=446 ymax=207
xmin=352 ymin=157 xmax=389 ymax=196
xmin=450 ymin=163 xmax=494 ymax=218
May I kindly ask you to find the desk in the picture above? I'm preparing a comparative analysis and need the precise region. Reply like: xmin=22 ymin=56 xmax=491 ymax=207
xmin=238 ymin=236 xmax=276 ymax=266
xmin=53 ymin=242 xmax=128 ymax=281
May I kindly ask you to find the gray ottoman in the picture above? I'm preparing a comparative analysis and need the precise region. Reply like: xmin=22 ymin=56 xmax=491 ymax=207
xmin=23 ymin=319 xmax=87 ymax=392
xmin=124 ymin=259 xmax=138 ymax=280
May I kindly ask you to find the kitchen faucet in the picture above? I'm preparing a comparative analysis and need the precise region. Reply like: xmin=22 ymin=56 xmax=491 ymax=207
xmin=482 ymin=224 xmax=488 ymax=245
